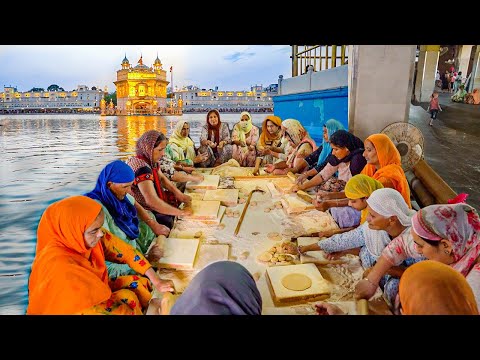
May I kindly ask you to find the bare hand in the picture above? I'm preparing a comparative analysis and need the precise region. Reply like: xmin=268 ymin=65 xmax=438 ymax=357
xmin=296 ymin=173 xmax=308 ymax=184
xmin=313 ymin=199 xmax=330 ymax=212
xmin=146 ymin=244 xmax=164 ymax=263
xmin=325 ymin=251 xmax=345 ymax=260
xmin=248 ymin=144 xmax=255 ymax=151
xmin=354 ymin=278 xmax=378 ymax=300
xmin=150 ymin=222 xmax=170 ymax=237
xmin=194 ymin=153 xmax=209 ymax=164
xmin=315 ymin=302 xmax=345 ymax=315
xmin=152 ymin=277 xmax=175 ymax=293
xmin=290 ymin=185 xmax=301 ymax=193
xmin=181 ymin=166 xmax=196 ymax=173
xmin=181 ymin=207 xmax=193 ymax=216
xmin=178 ymin=193 xmax=192 ymax=204
xmin=264 ymin=164 xmax=275 ymax=173
xmin=218 ymin=141 xmax=225 ymax=149
xmin=252 ymin=168 xmax=260 ymax=176
xmin=208 ymin=141 xmax=217 ymax=148
xmin=191 ymin=174 xmax=204 ymax=183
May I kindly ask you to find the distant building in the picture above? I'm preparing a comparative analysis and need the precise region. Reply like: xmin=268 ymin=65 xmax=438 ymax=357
xmin=174 ymin=84 xmax=276 ymax=112
xmin=0 ymin=85 xmax=105 ymax=113
xmin=114 ymin=54 xmax=170 ymax=115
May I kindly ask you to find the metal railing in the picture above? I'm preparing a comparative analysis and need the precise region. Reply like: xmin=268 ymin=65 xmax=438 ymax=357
xmin=291 ymin=45 xmax=348 ymax=77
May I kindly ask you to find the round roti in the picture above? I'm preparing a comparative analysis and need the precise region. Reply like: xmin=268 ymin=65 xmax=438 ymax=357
xmin=281 ymin=273 xmax=312 ymax=291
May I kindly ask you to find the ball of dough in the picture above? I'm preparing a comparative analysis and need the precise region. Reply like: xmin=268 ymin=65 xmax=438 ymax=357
xmin=264 ymin=207 xmax=272 ymax=213
xmin=239 ymin=251 xmax=250 ymax=260
xmin=267 ymin=232 xmax=282 ymax=241
xmin=257 ymin=252 xmax=273 ymax=262
xmin=194 ymin=231 xmax=203 ymax=238
xmin=217 ymin=223 xmax=226 ymax=230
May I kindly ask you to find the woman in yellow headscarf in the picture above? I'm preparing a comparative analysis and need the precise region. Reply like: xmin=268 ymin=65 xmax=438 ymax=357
xmin=168 ymin=120 xmax=208 ymax=166
xmin=361 ymin=133 xmax=411 ymax=208
xmin=231 ymin=111 xmax=260 ymax=167
xmin=253 ymin=115 xmax=284 ymax=175
xmin=344 ymin=174 xmax=385 ymax=225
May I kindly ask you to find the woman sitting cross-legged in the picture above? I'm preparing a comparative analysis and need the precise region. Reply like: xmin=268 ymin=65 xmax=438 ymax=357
xmin=299 ymin=188 xmax=421 ymax=311
xmin=167 ymin=120 xmax=209 ymax=167
xmin=84 ymin=160 xmax=170 ymax=278
xmin=197 ymin=109 xmax=233 ymax=167
xmin=231 ymin=111 xmax=260 ymax=167
xmin=264 ymin=119 xmax=316 ymax=175
xmin=126 ymin=130 xmax=193 ymax=229
xmin=355 ymin=202 xmax=480 ymax=311
xmin=27 ymin=196 xmax=174 ymax=315
xmin=253 ymin=115 xmax=285 ymax=175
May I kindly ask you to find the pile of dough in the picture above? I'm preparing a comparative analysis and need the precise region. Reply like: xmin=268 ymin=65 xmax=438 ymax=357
xmin=256 ymin=242 xmax=298 ymax=266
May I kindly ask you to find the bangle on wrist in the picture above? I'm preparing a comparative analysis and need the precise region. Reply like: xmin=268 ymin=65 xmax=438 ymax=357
xmin=364 ymin=277 xmax=377 ymax=287
xmin=146 ymin=218 xmax=154 ymax=223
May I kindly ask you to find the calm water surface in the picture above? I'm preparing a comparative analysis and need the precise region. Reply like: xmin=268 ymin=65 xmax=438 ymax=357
xmin=0 ymin=113 xmax=268 ymax=314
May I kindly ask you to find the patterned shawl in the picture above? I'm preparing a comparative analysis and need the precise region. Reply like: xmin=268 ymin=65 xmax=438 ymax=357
xmin=411 ymin=203 xmax=480 ymax=277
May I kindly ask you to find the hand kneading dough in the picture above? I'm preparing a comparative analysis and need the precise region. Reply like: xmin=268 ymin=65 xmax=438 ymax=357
xmin=281 ymin=273 xmax=312 ymax=291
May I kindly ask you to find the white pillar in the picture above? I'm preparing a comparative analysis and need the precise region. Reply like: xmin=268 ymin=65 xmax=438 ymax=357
xmin=457 ymin=45 xmax=473 ymax=77
xmin=419 ymin=46 xmax=440 ymax=102
xmin=471 ymin=46 xmax=480 ymax=92
xmin=414 ymin=47 xmax=426 ymax=102
xmin=348 ymin=45 xmax=417 ymax=141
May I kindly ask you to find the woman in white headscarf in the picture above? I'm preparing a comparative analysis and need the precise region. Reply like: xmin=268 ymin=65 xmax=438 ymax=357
xmin=356 ymin=201 xmax=480 ymax=311
xmin=299 ymin=187 xmax=421 ymax=310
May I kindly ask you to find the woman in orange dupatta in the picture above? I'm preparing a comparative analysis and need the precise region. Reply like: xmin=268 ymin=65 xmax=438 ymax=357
xmin=361 ymin=133 xmax=411 ymax=208
xmin=27 ymin=196 xmax=173 ymax=315
xmin=398 ymin=260 xmax=478 ymax=315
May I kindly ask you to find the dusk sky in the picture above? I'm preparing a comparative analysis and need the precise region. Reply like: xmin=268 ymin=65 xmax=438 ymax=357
xmin=0 ymin=45 xmax=292 ymax=93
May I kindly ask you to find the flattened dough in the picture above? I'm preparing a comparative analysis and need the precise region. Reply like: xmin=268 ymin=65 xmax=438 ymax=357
xmin=281 ymin=273 xmax=312 ymax=291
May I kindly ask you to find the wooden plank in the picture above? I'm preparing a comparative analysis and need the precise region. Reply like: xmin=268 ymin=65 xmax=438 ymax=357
xmin=186 ymin=174 xmax=220 ymax=190
xmin=265 ymin=263 xmax=331 ymax=306
xmin=203 ymin=189 xmax=239 ymax=207
xmin=281 ymin=194 xmax=316 ymax=214
xmin=179 ymin=200 xmax=221 ymax=220
xmin=156 ymin=237 xmax=200 ymax=270
xmin=194 ymin=244 xmax=230 ymax=270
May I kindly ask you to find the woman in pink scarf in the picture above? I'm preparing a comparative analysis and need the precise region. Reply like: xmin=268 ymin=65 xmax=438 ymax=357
xmin=355 ymin=203 xmax=480 ymax=311
xmin=264 ymin=119 xmax=316 ymax=175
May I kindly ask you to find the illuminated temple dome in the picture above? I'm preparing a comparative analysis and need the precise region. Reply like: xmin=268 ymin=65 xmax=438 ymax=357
xmin=114 ymin=54 xmax=169 ymax=115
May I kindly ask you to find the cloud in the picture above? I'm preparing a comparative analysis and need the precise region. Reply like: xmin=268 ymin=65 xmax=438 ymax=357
xmin=224 ymin=51 xmax=256 ymax=63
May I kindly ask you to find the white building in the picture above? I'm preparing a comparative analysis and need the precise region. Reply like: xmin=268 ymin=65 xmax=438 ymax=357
xmin=174 ymin=84 xmax=276 ymax=112
xmin=0 ymin=85 xmax=105 ymax=113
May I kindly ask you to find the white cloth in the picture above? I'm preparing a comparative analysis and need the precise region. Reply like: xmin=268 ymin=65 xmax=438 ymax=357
xmin=366 ymin=188 xmax=416 ymax=226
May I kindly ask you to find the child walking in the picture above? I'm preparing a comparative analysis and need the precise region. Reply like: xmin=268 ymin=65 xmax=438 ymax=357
xmin=427 ymin=92 xmax=442 ymax=126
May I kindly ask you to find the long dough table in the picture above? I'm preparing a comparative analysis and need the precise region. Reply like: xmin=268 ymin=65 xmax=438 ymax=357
xmin=150 ymin=171 xmax=392 ymax=315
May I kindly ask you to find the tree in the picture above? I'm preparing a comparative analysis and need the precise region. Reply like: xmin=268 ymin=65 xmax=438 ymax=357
xmin=47 ymin=84 xmax=64 ymax=92
xmin=28 ymin=87 xmax=44 ymax=92
xmin=104 ymin=92 xmax=117 ymax=106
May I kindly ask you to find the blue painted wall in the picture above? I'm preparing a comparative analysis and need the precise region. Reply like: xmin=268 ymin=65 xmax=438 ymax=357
xmin=272 ymin=87 xmax=348 ymax=145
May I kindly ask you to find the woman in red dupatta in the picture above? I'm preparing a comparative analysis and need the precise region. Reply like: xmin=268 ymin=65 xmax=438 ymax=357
xmin=126 ymin=130 xmax=192 ymax=229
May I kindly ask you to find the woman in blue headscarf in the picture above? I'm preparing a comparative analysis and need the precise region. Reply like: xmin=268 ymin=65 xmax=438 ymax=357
xmin=288 ymin=119 xmax=344 ymax=178
xmin=170 ymin=261 xmax=262 ymax=315
xmin=85 ymin=160 xmax=170 ymax=278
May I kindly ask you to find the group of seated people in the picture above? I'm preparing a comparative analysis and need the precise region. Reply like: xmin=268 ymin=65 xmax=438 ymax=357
xmin=451 ymin=86 xmax=480 ymax=104
xmin=26 ymin=110 xmax=480 ymax=315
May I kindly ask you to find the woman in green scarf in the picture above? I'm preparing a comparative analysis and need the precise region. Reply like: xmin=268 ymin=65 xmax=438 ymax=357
xmin=168 ymin=121 xmax=208 ymax=166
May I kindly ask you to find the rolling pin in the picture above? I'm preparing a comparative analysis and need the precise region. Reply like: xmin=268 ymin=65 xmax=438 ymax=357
xmin=234 ymin=187 xmax=265 ymax=236
xmin=296 ymin=190 xmax=314 ymax=204
xmin=356 ymin=299 xmax=369 ymax=315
